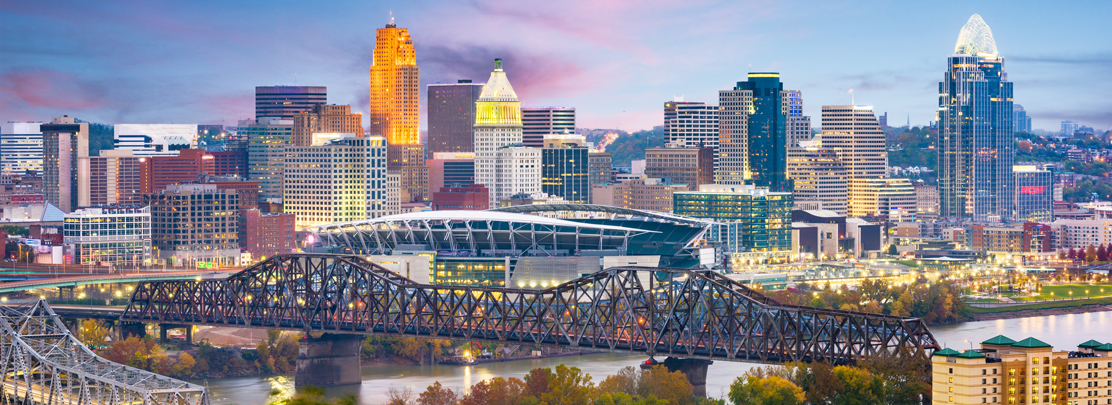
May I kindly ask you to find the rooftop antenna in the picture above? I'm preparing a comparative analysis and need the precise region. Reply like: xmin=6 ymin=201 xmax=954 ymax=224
xmin=848 ymin=88 xmax=854 ymax=105
xmin=390 ymin=11 xmax=394 ymax=26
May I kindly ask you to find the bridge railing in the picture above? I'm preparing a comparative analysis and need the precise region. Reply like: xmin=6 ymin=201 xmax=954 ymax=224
xmin=122 ymin=254 xmax=938 ymax=364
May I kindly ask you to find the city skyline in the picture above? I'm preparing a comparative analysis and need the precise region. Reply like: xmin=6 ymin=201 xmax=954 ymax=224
xmin=2 ymin=1 xmax=1109 ymax=132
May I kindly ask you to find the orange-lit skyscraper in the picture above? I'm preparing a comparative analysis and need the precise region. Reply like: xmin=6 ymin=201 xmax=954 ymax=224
xmin=370 ymin=21 xmax=427 ymax=202
xmin=370 ymin=22 xmax=418 ymax=145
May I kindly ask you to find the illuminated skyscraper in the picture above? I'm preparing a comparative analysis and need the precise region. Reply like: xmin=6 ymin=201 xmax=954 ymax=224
xmin=473 ymin=59 xmax=541 ymax=206
xmin=938 ymin=14 xmax=1015 ymax=221
xmin=663 ymin=101 xmax=719 ymax=170
xmin=369 ymin=21 xmax=418 ymax=145
xmin=370 ymin=21 xmax=425 ymax=201
xmin=717 ymin=73 xmax=796 ymax=192
xmin=41 ymin=116 xmax=88 ymax=212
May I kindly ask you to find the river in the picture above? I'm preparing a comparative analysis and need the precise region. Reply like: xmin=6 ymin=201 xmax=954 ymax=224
xmin=200 ymin=310 xmax=1112 ymax=404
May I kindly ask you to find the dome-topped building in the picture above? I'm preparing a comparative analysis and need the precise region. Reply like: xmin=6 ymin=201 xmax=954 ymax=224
xmin=953 ymin=13 xmax=999 ymax=56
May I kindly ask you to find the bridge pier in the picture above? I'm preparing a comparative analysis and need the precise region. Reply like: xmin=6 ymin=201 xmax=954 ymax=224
xmin=158 ymin=324 xmax=194 ymax=345
xmin=295 ymin=333 xmax=363 ymax=386
xmin=113 ymin=321 xmax=146 ymax=342
xmin=641 ymin=357 xmax=714 ymax=397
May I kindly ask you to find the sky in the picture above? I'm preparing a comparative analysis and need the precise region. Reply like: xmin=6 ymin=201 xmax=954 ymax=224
xmin=2 ymin=0 xmax=1110 ymax=133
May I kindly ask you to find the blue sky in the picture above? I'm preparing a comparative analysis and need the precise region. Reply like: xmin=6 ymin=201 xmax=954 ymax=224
xmin=2 ymin=0 xmax=1109 ymax=132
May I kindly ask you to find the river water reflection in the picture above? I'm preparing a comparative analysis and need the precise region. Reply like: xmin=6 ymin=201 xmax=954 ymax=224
xmin=202 ymin=310 xmax=1112 ymax=404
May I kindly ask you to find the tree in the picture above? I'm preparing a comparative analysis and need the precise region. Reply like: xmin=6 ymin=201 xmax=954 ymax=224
xmin=805 ymin=361 xmax=844 ymax=404
xmin=1098 ymin=244 xmax=1109 ymax=262
xmin=269 ymin=386 xmax=356 ymax=405
xmin=392 ymin=337 xmax=425 ymax=361
xmin=831 ymin=366 xmax=884 ymax=405
xmin=1086 ymin=245 xmax=1099 ymax=263
xmin=728 ymin=376 xmax=805 ymax=405
xmin=417 ymin=381 xmax=457 ymax=405
xmin=538 ymin=364 xmax=594 ymax=405
xmin=886 ymin=245 xmax=898 ymax=255
xmin=638 ymin=365 xmax=694 ymax=405
xmin=78 ymin=319 xmax=109 ymax=347
xmin=523 ymin=367 xmax=554 ymax=398
xmin=1059 ymin=250 xmax=1067 ymax=260
xmin=173 ymin=352 xmax=195 ymax=378
xmin=598 ymin=366 xmax=639 ymax=396
xmin=1069 ymin=247 xmax=1079 ymax=259
xmin=458 ymin=377 xmax=525 ymax=405
xmin=386 ymin=387 xmax=414 ymax=405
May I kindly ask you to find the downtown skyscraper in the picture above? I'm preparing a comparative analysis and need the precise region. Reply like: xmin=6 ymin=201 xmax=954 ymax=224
xmin=370 ymin=21 xmax=427 ymax=201
xmin=938 ymin=14 xmax=1015 ymax=222
xmin=473 ymin=59 xmax=541 ymax=206
xmin=718 ymin=73 xmax=796 ymax=192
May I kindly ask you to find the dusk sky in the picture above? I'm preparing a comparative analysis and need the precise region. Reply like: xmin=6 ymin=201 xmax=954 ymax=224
xmin=2 ymin=0 xmax=1109 ymax=133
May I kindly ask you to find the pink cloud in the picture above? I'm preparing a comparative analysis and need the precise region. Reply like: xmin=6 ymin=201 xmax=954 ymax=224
xmin=0 ymin=69 xmax=103 ymax=110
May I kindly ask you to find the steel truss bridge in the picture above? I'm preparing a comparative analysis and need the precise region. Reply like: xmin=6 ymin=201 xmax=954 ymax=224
xmin=121 ymin=254 xmax=938 ymax=364
xmin=0 ymin=300 xmax=208 ymax=405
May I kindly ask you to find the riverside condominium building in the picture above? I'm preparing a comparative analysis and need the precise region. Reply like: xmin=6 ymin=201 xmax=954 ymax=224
xmin=931 ymin=335 xmax=1112 ymax=405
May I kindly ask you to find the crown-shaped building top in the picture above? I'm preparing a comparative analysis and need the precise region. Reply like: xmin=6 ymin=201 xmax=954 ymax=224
xmin=478 ymin=58 xmax=519 ymax=102
xmin=954 ymin=14 xmax=998 ymax=56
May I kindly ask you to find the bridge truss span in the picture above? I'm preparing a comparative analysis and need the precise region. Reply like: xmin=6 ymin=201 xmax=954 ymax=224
xmin=122 ymin=254 xmax=938 ymax=364
xmin=0 ymin=300 xmax=209 ymax=405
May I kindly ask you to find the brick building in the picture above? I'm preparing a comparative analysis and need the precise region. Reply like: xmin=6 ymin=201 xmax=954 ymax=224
xmin=430 ymin=184 xmax=489 ymax=211
xmin=239 ymin=208 xmax=295 ymax=260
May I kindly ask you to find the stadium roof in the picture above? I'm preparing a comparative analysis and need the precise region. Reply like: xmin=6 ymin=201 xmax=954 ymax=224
xmin=490 ymin=204 xmax=715 ymax=227
xmin=310 ymin=210 xmax=650 ymax=234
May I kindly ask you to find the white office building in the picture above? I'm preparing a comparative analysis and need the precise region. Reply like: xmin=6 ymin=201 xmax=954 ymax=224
xmin=283 ymin=135 xmax=392 ymax=228
xmin=473 ymin=59 xmax=541 ymax=206
xmin=114 ymin=124 xmax=197 ymax=156
xmin=0 ymin=122 xmax=43 ymax=175
xmin=63 ymin=206 xmax=152 ymax=266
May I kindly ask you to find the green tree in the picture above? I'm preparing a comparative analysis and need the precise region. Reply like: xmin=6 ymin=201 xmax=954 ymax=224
xmin=1086 ymin=245 xmax=1099 ymax=263
xmin=269 ymin=386 xmax=356 ymax=405
xmin=728 ymin=376 xmax=805 ymax=405
xmin=887 ymin=245 xmax=898 ymax=255
xmin=830 ymin=366 xmax=883 ymax=405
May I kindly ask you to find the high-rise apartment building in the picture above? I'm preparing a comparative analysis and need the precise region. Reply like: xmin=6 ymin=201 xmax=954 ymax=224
xmin=784 ymin=90 xmax=813 ymax=147
xmin=292 ymin=104 xmax=364 ymax=146
xmin=428 ymin=80 xmax=484 ymax=153
xmin=1014 ymin=165 xmax=1053 ymax=223
xmin=718 ymin=73 xmax=796 ymax=191
xmin=819 ymin=105 xmax=889 ymax=217
xmin=0 ymin=122 xmax=43 ymax=175
xmin=114 ymin=124 xmax=196 ymax=156
xmin=1013 ymin=105 xmax=1031 ymax=133
xmin=541 ymin=134 xmax=590 ymax=204
xmin=78 ymin=150 xmax=143 ymax=207
xmin=1061 ymin=121 xmax=1080 ymax=138
xmin=370 ymin=22 xmax=419 ymax=145
xmin=428 ymin=152 xmax=475 ymax=192
xmin=144 ymin=184 xmax=240 ymax=267
xmin=283 ymin=136 xmax=390 ymax=228
xmin=787 ymin=140 xmax=847 ymax=215
xmin=847 ymin=178 xmax=916 ymax=222
xmin=588 ymin=152 xmax=613 ymax=186
xmin=644 ymin=146 xmax=714 ymax=191
xmin=244 ymin=118 xmax=293 ymax=200
xmin=522 ymin=107 xmax=575 ymax=148
xmin=663 ymin=101 xmax=719 ymax=169
xmin=473 ymin=59 xmax=541 ymax=206
xmin=41 ymin=116 xmax=89 ymax=212
xmin=939 ymin=14 xmax=1016 ymax=222
xmin=255 ymin=86 xmax=327 ymax=120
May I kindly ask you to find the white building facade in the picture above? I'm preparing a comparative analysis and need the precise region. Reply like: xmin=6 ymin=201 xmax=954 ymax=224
xmin=0 ymin=122 xmax=43 ymax=175
xmin=473 ymin=59 xmax=541 ymax=206
xmin=283 ymin=135 xmax=391 ymax=229
xmin=114 ymin=124 xmax=197 ymax=156
xmin=63 ymin=206 xmax=152 ymax=266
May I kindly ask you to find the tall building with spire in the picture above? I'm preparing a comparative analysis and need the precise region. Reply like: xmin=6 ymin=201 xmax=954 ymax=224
xmin=938 ymin=14 xmax=1015 ymax=222
xmin=370 ymin=20 xmax=426 ymax=201
xmin=473 ymin=59 xmax=541 ymax=206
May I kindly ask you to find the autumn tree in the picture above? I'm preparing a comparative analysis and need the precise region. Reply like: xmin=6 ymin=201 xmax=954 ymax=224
xmin=417 ymin=381 xmax=457 ymax=405
xmin=269 ymin=386 xmax=356 ymax=405
xmin=1097 ymin=244 xmax=1109 ymax=262
xmin=638 ymin=365 xmax=695 ymax=405
xmin=538 ymin=364 xmax=594 ymax=405
xmin=386 ymin=387 xmax=414 ymax=405
xmin=458 ymin=377 xmax=525 ymax=405
xmin=831 ymin=366 xmax=884 ymax=404
xmin=77 ymin=319 xmax=109 ymax=347
xmin=728 ymin=375 xmax=805 ymax=405
xmin=1087 ymin=245 xmax=1099 ymax=263
xmin=173 ymin=352 xmax=195 ymax=378
xmin=523 ymin=367 xmax=554 ymax=398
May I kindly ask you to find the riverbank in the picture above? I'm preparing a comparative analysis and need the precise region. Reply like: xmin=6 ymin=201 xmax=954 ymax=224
xmin=970 ymin=302 xmax=1112 ymax=321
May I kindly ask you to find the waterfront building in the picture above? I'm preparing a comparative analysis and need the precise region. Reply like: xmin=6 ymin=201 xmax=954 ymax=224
xmin=965 ymin=223 xmax=1052 ymax=253
xmin=430 ymin=184 xmax=489 ymax=211
xmin=591 ymin=178 xmax=685 ymax=213
xmin=428 ymin=152 xmax=475 ymax=193
xmin=792 ymin=209 xmax=882 ymax=259
xmin=370 ymin=22 xmax=419 ymax=146
xmin=41 ymin=116 xmax=89 ymax=212
xmin=589 ymin=152 xmax=613 ymax=185
xmin=283 ymin=136 xmax=390 ymax=229
xmin=1014 ymin=165 xmax=1053 ymax=223
xmin=717 ymin=73 xmax=795 ymax=191
xmin=787 ymin=140 xmax=847 ymax=215
xmin=1049 ymin=207 xmax=1112 ymax=250
xmin=291 ymin=104 xmax=364 ymax=146
xmin=143 ymin=184 xmax=240 ymax=267
xmin=541 ymin=134 xmax=590 ymax=204
xmin=78 ymin=150 xmax=143 ymax=207
xmin=673 ymin=184 xmax=793 ymax=264
xmin=473 ymin=59 xmax=541 ymax=206
xmin=255 ymin=85 xmax=326 ymax=120
xmin=428 ymin=80 xmax=484 ymax=153
xmin=664 ymin=101 xmax=719 ymax=170
xmin=644 ymin=145 xmax=714 ymax=192
xmin=522 ymin=107 xmax=575 ymax=148
xmin=0 ymin=122 xmax=43 ymax=175
xmin=63 ymin=206 xmax=151 ymax=266
xmin=138 ymin=149 xmax=214 ymax=193
xmin=931 ymin=335 xmax=1112 ymax=405
xmin=939 ymin=14 xmax=1016 ymax=222
xmin=240 ymin=208 xmax=296 ymax=260
xmin=244 ymin=118 xmax=293 ymax=200
xmin=113 ymin=124 xmax=196 ymax=156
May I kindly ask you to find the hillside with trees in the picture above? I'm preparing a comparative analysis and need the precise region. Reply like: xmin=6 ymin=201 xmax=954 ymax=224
xmin=605 ymin=127 xmax=665 ymax=167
